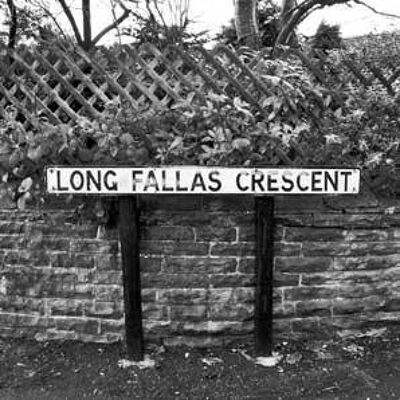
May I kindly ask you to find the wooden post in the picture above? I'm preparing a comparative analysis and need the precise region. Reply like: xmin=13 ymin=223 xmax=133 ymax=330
xmin=254 ymin=196 xmax=275 ymax=356
xmin=118 ymin=196 xmax=144 ymax=361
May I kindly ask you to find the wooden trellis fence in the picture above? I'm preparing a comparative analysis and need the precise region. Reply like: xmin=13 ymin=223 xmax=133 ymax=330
xmin=0 ymin=41 xmax=399 ymax=186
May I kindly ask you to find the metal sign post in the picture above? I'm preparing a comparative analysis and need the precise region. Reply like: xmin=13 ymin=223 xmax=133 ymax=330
xmin=46 ymin=166 xmax=360 ymax=360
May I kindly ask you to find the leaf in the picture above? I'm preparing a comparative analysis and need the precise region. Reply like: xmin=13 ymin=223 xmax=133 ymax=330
xmin=120 ymin=133 xmax=135 ymax=146
xmin=17 ymin=192 xmax=31 ymax=210
xmin=168 ymin=137 xmax=183 ymax=151
xmin=232 ymin=138 xmax=251 ymax=151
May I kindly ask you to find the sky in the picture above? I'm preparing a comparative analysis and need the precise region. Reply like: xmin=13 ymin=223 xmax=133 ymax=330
xmin=2 ymin=0 xmax=400 ymax=44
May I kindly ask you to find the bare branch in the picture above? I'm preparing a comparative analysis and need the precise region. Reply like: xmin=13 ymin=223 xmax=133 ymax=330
xmin=57 ymin=0 xmax=83 ymax=45
xmin=353 ymin=0 xmax=400 ymax=20
xmin=92 ymin=7 xmax=130 ymax=45
xmin=31 ymin=0 xmax=69 ymax=41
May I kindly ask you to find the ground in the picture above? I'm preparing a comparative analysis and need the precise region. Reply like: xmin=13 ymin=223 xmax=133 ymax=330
xmin=0 ymin=328 xmax=399 ymax=400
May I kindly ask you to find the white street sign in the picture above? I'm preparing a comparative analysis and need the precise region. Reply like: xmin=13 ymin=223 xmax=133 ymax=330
xmin=46 ymin=166 xmax=360 ymax=195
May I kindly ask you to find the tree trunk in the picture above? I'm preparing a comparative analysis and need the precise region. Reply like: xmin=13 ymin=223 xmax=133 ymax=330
xmin=277 ymin=0 xmax=298 ymax=46
xmin=234 ymin=0 xmax=260 ymax=49
xmin=6 ymin=0 xmax=17 ymax=49
xmin=82 ymin=0 xmax=92 ymax=50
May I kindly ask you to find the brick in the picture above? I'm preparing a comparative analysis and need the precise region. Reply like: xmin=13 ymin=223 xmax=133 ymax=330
xmin=142 ymin=303 xmax=169 ymax=320
xmin=202 ymin=195 xmax=253 ymax=212
xmin=0 ymin=312 xmax=51 ymax=328
xmin=274 ymin=302 xmax=295 ymax=318
xmin=53 ymin=317 xmax=100 ymax=335
xmin=290 ymin=317 xmax=321 ymax=334
xmin=141 ymin=241 xmax=209 ymax=256
xmin=0 ymin=295 xmax=45 ymax=314
xmin=344 ymin=229 xmax=390 ymax=241
xmin=300 ymin=242 xmax=400 ymax=257
xmin=275 ymin=214 xmax=314 ymax=227
xmin=70 ymin=239 xmax=118 ymax=254
xmin=207 ymin=287 xmax=256 ymax=304
xmin=170 ymin=305 xmax=207 ymax=321
xmin=274 ymin=272 xmax=300 ymax=287
xmin=94 ymin=254 xmax=119 ymax=270
xmin=237 ymin=258 xmax=255 ymax=274
xmin=209 ymin=274 xmax=255 ymax=288
xmin=208 ymin=303 xmax=253 ymax=321
xmin=50 ymin=253 xmax=94 ymax=269
xmin=0 ymin=221 xmax=25 ymax=234
xmin=333 ymin=255 xmax=400 ymax=271
xmin=275 ymin=243 xmax=302 ymax=257
xmin=239 ymin=225 xmax=284 ymax=242
xmin=336 ymin=284 xmax=389 ymax=299
xmin=283 ymin=286 xmax=337 ymax=301
xmin=157 ymin=289 xmax=208 ymax=304
xmin=28 ymin=237 xmax=70 ymax=252
xmin=142 ymin=273 xmax=209 ymax=289
xmin=5 ymin=249 xmax=51 ymax=267
xmin=49 ymin=299 xmax=91 ymax=317
xmin=276 ymin=196 xmax=324 ymax=213
xmin=141 ymin=226 xmax=195 ymax=241
xmin=331 ymin=296 xmax=385 ymax=315
xmin=285 ymin=228 xmax=344 ymax=242
xmin=94 ymin=271 xmax=122 ymax=285
xmin=301 ymin=268 xmax=400 ymax=286
xmin=163 ymin=257 xmax=236 ymax=274
xmin=94 ymin=285 xmax=123 ymax=301
xmin=141 ymin=195 xmax=203 ymax=212
xmin=86 ymin=301 xmax=123 ymax=319
xmin=0 ymin=235 xmax=25 ymax=249
xmin=181 ymin=321 xmax=252 ymax=334
xmin=295 ymin=299 xmax=332 ymax=317
xmin=313 ymin=214 xmax=382 ymax=228
xmin=141 ymin=257 xmax=162 ymax=273
xmin=210 ymin=242 xmax=254 ymax=257
xmin=275 ymin=256 xmax=332 ymax=273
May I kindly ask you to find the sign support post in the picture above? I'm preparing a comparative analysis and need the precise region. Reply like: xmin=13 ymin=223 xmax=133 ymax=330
xmin=46 ymin=166 xmax=360 ymax=360
xmin=255 ymin=196 xmax=275 ymax=356
xmin=118 ymin=196 xmax=144 ymax=361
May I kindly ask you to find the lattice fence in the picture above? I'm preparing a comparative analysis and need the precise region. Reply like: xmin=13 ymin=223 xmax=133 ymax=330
xmin=0 ymin=41 xmax=399 ymax=181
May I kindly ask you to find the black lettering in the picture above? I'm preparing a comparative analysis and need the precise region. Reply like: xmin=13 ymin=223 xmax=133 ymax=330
xmin=311 ymin=171 xmax=323 ymax=192
xmin=161 ymin=170 xmax=174 ymax=192
xmin=56 ymin=170 xmax=68 ymax=191
xmin=143 ymin=170 xmax=159 ymax=192
xmin=297 ymin=173 xmax=309 ymax=192
xmin=191 ymin=172 xmax=207 ymax=191
xmin=104 ymin=171 xmax=118 ymax=191
xmin=325 ymin=170 xmax=338 ymax=192
xmin=208 ymin=171 xmax=222 ymax=192
xmin=341 ymin=171 xmax=352 ymax=192
xmin=86 ymin=170 xmax=101 ymax=191
xmin=132 ymin=170 xmax=143 ymax=191
xmin=267 ymin=174 xmax=279 ymax=192
xmin=176 ymin=171 xmax=188 ymax=192
xmin=70 ymin=171 xmax=84 ymax=191
xmin=236 ymin=172 xmax=249 ymax=192
xmin=281 ymin=175 xmax=294 ymax=192
xmin=251 ymin=172 xmax=265 ymax=192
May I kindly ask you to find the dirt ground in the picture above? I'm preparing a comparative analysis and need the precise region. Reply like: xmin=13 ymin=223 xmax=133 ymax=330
xmin=0 ymin=328 xmax=399 ymax=400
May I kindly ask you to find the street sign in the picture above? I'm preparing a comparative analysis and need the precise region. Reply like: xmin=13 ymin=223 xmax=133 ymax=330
xmin=46 ymin=166 xmax=360 ymax=195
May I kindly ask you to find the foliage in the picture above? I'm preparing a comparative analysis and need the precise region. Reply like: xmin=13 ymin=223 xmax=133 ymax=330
xmin=122 ymin=13 xmax=208 ymax=47
xmin=311 ymin=21 xmax=343 ymax=54
xmin=216 ymin=0 xmax=280 ymax=48
xmin=1 ymin=46 xmax=400 ymax=210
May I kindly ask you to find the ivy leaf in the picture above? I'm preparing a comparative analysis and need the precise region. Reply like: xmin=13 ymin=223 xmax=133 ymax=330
xmin=168 ymin=137 xmax=183 ymax=151
xmin=18 ymin=177 xmax=33 ymax=193
xmin=120 ymin=133 xmax=135 ymax=146
xmin=232 ymin=138 xmax=251 ymax=151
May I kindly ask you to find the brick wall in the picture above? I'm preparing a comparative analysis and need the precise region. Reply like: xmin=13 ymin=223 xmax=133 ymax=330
xmin=0 ymin=193 xmax=399 ymax=346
